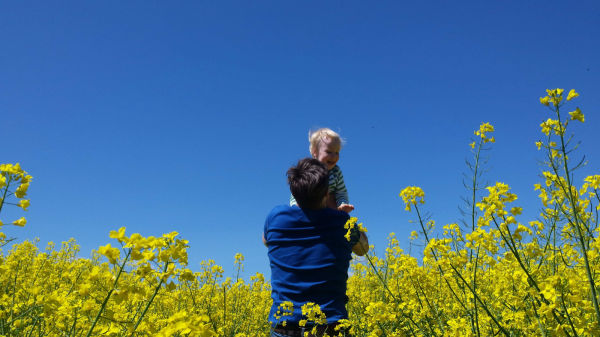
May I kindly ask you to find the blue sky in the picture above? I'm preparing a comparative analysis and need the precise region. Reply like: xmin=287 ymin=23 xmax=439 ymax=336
xmin=1 ymin=1 xmax=599 ymax=278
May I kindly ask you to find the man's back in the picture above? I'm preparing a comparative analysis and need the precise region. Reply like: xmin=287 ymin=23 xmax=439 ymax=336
xmin=264 ymin=205 xmax=352 ymax=324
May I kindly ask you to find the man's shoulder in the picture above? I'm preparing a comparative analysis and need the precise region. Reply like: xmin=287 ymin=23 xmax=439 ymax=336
xmin=265 ymin=205 xmax=308 ymax=234
xmin=266 ymin=204 xmax=302 ymax=222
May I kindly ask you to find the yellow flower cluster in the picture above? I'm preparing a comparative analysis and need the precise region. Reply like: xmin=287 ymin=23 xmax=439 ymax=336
xmin=473 ymin=122 xmax=495 ymax=144
xmin=1 ymin=87 xmax=599 ymax=336
xmin=273 ymin=301 xmax=294 ymax=324
xmin=540 ymin=88 xmax=564 ymax=106
xmin=0 ymin=231 xmax=271 ymax=336
xmin=298 ymin=302 xmax=328 ymax=334
xmin=475 ymin=182 xmax=518 ymax=221
xmin=399 ymin=186 xmax=425 ymax=211
xmin=344 ymin=217 xmax=367 ymax=242
xmin=0 ymin=163 xmax=32 ymax=240
xmin=540 ymin=118 xmax=565 ymax=136
xmin=539 ymin=88 xmax=584 ymax=136
xmin=540 ymin=88 xmax=579 ymax=107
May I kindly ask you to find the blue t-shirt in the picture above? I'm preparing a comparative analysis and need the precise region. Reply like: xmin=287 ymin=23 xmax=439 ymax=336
xmin=264 ymin=205 xmax=352 ymax=325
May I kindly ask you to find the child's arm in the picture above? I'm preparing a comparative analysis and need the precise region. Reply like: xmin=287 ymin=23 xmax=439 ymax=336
xmin=332 ymin=166 xmax=354 ymax=213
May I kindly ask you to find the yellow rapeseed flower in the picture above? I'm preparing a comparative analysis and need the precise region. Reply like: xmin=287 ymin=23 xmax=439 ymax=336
xmin=584 ymin=175 xmax=600 ymax=189
xmin=18 ymin=199 xmax=30 ymax=210
xmin=98 ymin=243 xmax=120 ymax=264
xmin=569 ymin=107 xmax=584 ymax=122
xmin=14 ymin=182 xmax=29 ymax=198
xmin=109 ymin=227 xmax=127 ymax=243
xmin=12 ymin=217 xmax=26 ymax=227
xmin=566 ymin=89 xmax=579 ymax=101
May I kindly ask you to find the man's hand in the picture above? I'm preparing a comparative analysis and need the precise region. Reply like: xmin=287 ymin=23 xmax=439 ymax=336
xmin=352 ymin=232 xmax=369 ymax=256
xmin=338 ymin=203 xmax=355 ymax=213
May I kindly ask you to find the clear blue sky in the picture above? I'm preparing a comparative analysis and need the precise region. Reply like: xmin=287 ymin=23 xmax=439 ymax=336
xmin=2 ymin=1 xmax=599 ymax=278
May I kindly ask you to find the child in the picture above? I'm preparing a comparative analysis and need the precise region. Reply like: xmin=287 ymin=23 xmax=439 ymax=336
xmin=290 ymin=128 xmax=355 ymax=213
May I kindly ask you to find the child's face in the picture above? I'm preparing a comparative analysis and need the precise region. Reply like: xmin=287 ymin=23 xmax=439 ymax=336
xmin=312 ymin=137 xmax=340 ymax=170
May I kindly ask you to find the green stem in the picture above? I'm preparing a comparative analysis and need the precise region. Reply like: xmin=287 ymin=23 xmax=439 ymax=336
xmin=471 ymin=140 xmax=482 ymax=232
xmin=128 ymin=261 xmax=170 ymax=337
xmin=559 ymin=287 xmax=579 ymax=337
xmin=85 ymin=249 xmax=131 ymax=337
xmin=529 ymin=295 xmax=548 ymax=337
xmin=68 ymin=311 xmax=78 ymax=337
xmin=0 ymin=175 xmax=13 ymax=214
xmin=472 ymin=246 xmax=481 ymax=337
xmin=470 ymin=140 xmax=483 ymax=337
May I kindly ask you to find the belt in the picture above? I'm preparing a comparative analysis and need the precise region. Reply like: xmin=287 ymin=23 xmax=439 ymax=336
xmin=272 ymin=323 xmax=343 ymax=337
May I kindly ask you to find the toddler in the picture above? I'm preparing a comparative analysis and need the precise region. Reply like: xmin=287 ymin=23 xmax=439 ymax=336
xmin=290 ymin=128 xmax=355 ymax=213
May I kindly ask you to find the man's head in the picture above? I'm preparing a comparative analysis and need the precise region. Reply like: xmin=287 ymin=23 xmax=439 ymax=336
xmin=287 ymin=158 xmax=329 ymax=209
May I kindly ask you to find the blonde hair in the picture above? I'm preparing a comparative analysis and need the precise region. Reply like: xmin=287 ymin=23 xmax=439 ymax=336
xmin=308 ymin=128 xmax=343 ymax=155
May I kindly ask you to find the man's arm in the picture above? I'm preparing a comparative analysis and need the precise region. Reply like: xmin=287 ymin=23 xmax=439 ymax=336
xmin=352 ymin=232 xmax=369 ymax=256
xmin=262 ymin=233 xmax=267 ymax=247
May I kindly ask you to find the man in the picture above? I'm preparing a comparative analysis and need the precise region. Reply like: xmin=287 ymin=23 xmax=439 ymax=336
xmin=263 ymin=158 xmax=369 ymax=337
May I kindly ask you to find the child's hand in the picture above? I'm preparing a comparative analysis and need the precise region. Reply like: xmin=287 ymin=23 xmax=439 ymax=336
xmin=338 ymin=203 xmax=355 ymax=213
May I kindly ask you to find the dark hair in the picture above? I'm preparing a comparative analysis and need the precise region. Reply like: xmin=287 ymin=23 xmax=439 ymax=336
xmin=287 ymin=158 xmax=329 ymax=209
